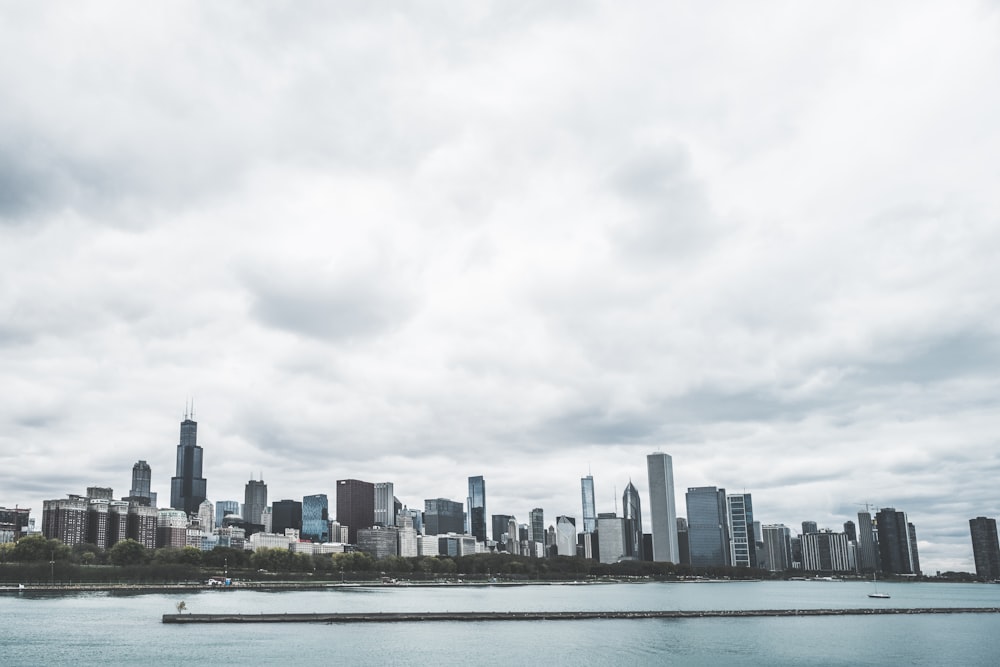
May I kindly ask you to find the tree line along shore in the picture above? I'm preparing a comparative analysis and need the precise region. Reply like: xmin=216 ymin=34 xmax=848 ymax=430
xmin=0 ymin=534 xmax=979 ymax=587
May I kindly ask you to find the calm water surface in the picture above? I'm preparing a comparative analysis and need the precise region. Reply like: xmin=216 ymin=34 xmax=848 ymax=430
xmin=3 ymin=581 xmax=1000 ymax=666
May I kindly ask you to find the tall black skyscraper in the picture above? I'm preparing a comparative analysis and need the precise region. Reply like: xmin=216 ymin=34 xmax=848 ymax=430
xmin=875 ymin=507 xmax=919 ymax=575
xmin=169 ymin=411 xmax=206 ymax=515
xmin=970 ymin=516 xmax=1000 ymax=581
xmin=244 ymin=477 xmax=267 ymax=528
xmin=467 ymin=476 xmax=487 ymax=542
xmin=337 ymin=479 xmax=375 ymax=544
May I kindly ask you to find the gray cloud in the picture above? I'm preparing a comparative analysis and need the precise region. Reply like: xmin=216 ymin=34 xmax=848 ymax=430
xmin=2 ymin=2 xmax=1000 ymax=574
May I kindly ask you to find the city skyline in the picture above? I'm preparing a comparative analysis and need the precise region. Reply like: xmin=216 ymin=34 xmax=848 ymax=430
xmin=0 ymin=410 xmax=968 ymax=577
xmin=3 ymin=3 xmax=1000 ymax=574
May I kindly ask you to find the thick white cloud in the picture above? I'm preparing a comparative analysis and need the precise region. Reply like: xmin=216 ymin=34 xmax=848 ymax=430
xmin=2 ymin=1 xmax=999 ymax=573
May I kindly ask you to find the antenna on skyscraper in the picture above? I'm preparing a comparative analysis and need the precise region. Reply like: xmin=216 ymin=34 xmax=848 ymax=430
xmin=191 ymin=397 xmax=195 ymax=420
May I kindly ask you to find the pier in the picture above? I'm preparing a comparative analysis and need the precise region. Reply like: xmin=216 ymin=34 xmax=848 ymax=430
xmin=162 ymin=607 xmax=1000 ymax=623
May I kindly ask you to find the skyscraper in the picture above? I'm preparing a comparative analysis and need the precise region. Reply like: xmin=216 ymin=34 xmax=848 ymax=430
xmin=581 ymin=475 xmax=596 ymax=534
xmin=529 ymin=508 xmax=545 ymax=555
xmin=169 ymin=412 xmax=207 ymax=516
xmin=969 ymin=517 xmax=1000 ymax=581
xmin=622 ymin=482 xmax=643 ymax=561
xmin=374 ymin=482 xmax=396 ymax=528
xmin=129 ymin=460 xmax=156 ymax=506
xmin=337 ymin=479 xmax=375 ymax=544
xmin=597 ymin=512 xmax=625 ymax=564
xmin=646 ymin=453 xmax=679 ymax=563
xmin=686 ymin=486 xmax=730 ymax=567
xmin=492 ymin=514 xmax=514 ymax=545
xmin=302 ymin=494 xmax=329 ymax=542
xmin=556 ymin=516 xmax=576 ymax=556
xmin=467 ymin=476 xmax=487 ymax=542
xmin=424 ymin=498 xmax=464 ymax=535
xmin=760 ymin=524 xmax=792 ymax=572
xmin=272 ymin=499 xmax=303 ymax=536
xmin=727 ymin=493 xmax=755 ymax=568
xmin=875 ymin=507 xmax=919 ymax=575
xmin=42 ymin=495 xmax=88 ymax=546
xmin=856 ymin=510 xmax=880 ymax=572
xmin=244 ymin=478 xmax=268 ymax=528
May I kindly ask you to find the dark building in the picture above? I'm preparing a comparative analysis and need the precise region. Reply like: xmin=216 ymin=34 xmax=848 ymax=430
xmin=801 ymin=521 xmax=818 ymax=535
xmin=529 ymin=508 xmax=545 ymax=552
xmin=127 ymin=504 xmax=158 ymax=549
xmin=843 ymin=520 xmax=857 ymax=542
xmin=970 ymin=516 xmax=1000 ymax=581
xmin=876 ymin=508 xmax=920 ymax=575
xmin=424 ymin=498 xmax=464 ymax=536
xmin=42 ymin=495 xmax=88 ymax=546
xmin=642 ymin=533 xmax=654 ymax=562
xmin=856 ymin=511 xmax=880 ymax=572
xmin=337 ymin=479 xmax=375 ymax=544
xmin=129 ymin=461 xmax=156 ymax=507
xmin=272 ymin=500 xmax=303 ymax=536
xmin=686 ymin=487 xmax=730 ymax=567
xmin=244 ymin=478 xmax=268 ymax=528
xmin=622 ymin=482 xmax=643 ymax=561
xmin=0 ymin=506 xmax=31 ymax=540
xmin=302 ymin=494 xmax=329 ymax=542
xmin=467 ymin=476 xmax=487 ymax=542
xmin=492 ymin=514 xmax=514 ymax=546
xmin=169 ymin=414 xmax=207 ymax=516
xmin=676 ymin=517 xmax=690 ymax=566
xmin=87 ymin=499 xmax=110 ymax=549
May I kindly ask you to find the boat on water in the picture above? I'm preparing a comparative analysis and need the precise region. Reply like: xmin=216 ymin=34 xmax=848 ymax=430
xmin=868 ymin=572 xmax=890 ymax=599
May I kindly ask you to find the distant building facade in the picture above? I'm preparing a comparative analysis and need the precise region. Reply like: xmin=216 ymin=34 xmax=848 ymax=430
xmin=970 ymin=517 xmax=1000 ymax=581
xmin=467 ymin=476 xmax=487 ymax=542
xmin=169 ymin=415 xmax=207 ymax=516
xmin=302 ymin=494 xmax=329 ymax=542
xmin=129 ymin=460 xmax=156 ymax=506
xmin=646 ymin=453 xmax=679 ymax=563
xmin=244 ymin=478 xmax=268 ymax=529
xmin=374 ymin=482 xmax=395 ymax=528
xmin=727 ymin=493 xmax=755 ymax=568
xmin=622 ymin=482 xmax=643 ymax=561
xmin=581 ymin=475 xmax=597 ymax=534
xmin=876 ymin=508 xmax=920 ymax=575
xmin=337 ymin=479 xmax=375 ymax=544
xmin=686 ymin=486 xmax=730 ymax=568
xmin=424 ymin=498 xmax=464 ymax=536
xmin=759 ymin=524 xmax=792 ymax=572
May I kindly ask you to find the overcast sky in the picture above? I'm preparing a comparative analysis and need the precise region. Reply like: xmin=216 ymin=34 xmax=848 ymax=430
xmin=2 ymin=2 xmax=999 ymax=573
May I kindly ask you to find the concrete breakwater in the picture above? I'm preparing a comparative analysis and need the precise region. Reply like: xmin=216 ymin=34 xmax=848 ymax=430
xmin=163 ymin=608 xmax=1000 ymax=624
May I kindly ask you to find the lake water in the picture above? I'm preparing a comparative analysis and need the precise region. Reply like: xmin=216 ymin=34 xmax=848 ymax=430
xmin=2 ymin=581 xmax=1000 ymax=665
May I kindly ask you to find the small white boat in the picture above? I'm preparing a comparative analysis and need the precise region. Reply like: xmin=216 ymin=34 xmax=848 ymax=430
xmin=868 ymin=572 xmax=890 ymax=599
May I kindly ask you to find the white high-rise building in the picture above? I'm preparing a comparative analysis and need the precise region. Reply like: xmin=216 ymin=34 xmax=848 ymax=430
xmin=646 ymin=452 xmax=679 ymax=563
xmin=581 ymin=475 xmax=596 ymax=534
xmin=556 ymin=516 xmax=577 ymax=556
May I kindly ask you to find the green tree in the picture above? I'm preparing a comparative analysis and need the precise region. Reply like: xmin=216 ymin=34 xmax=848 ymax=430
xmin=13 ymin=535 xmax=70 ymax=562
xmin=108 ymin=539 xmax=150 ymax=567
xmin=178 ymin=547 xmax=204 ymax=566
